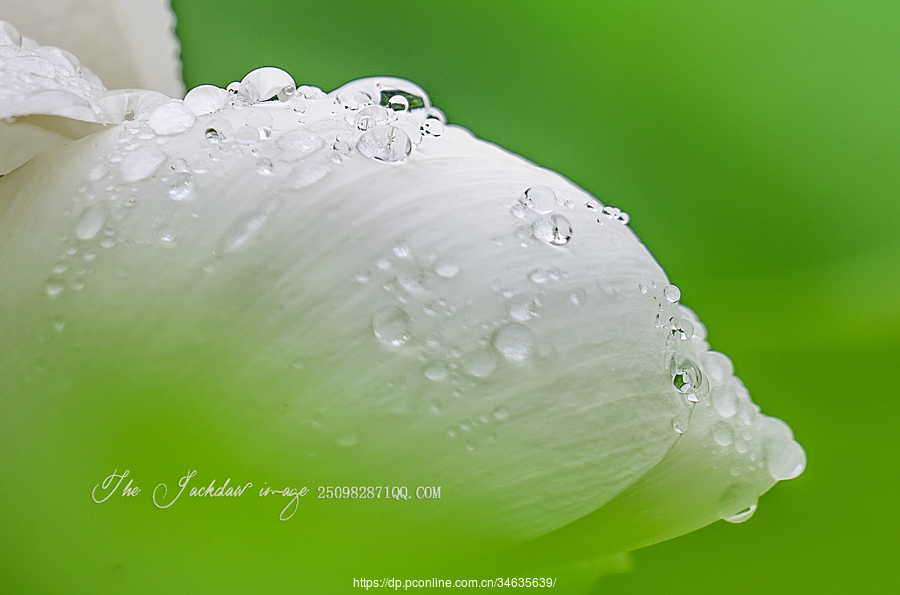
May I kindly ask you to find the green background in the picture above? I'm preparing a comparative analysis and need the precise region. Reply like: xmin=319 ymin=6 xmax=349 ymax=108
xmin=171 ymin=1 xmax=898 ymax=592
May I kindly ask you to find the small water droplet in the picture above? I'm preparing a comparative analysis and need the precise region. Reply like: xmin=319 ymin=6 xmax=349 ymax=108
xmin=764 ymin=435 xmax=806 ymax=480
xmin=355 ymin=271 xmax=370 ymax=283
xmin=531 ymin=214 xmax=572 ymax=245
xmin=664 ymin=284 xmax=681 ymax=303
xmin=712 ymin=384 xmax=738 ymax=417
xmin=277 ymin=130 xmax=324 ymax=160
xmin=256 ymin=157 xmax=274 ymax=175
xmin=421 ymin=117 xmax=444 ymax=137
xmin=120 ymin=146 xmax=167 ymax=182
xmin=712 ymin=421 xmax=734 ymax=446
xmin=357 ymin=125 xmax=412 ymax=162
xmin=717 ymin=483 xmax=758 ymax=523
xmin=76 ymin=205 xmax=108 ymax=240
xmin=492 ymin=323 xmax=534 ymax=361
xmin=520 ymin=186 xmax=557 ymax=214
xmin=234 ymin=125 xmax=259 ymax=145
xmin=423 ymin=361 xmax=450 ymax=381
xmin=462 ymin=348 xmax=499 ymax=378
xmin=276 ymin=84 xmax=295 ymax=102
xmin=372 ymin=306 xmax=412 ymax=347
xmin=492 ymin=407 xmax=509 ymax=420
xmin=734 ymin=438 xmax=748 ymax=454
xmin=672 ymin=415 xmax=688 ymax=434
xmin=392 ymin=241 xmax=411 ymax=258
xmin=44 ymin=280 xmax=64 ymax=297
xmin=508 ymin=293 xmax=541 ymax=322
xmin=434 ymin=257 xmax=459 ymax=278
xmin=167 ymin=172 xmax=194 ymax=201
xmin=569 ymin=288 xmax=587 ymax=306
xmin=672 ymin=358 xmax=703 ymax=396
xmin=528 ymin=269 xmax=549 ymax=284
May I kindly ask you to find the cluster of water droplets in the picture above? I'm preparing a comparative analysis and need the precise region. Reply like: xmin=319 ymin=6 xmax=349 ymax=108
xmin=636 ymin=280 xmax=806 ymax=523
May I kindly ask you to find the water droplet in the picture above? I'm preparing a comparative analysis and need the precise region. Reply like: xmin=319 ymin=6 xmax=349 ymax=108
xmin=421 ymin=118 xmax=444 ymax=137
xmin=372 ymin=306 xmax=412 ymax=347
xmin=256 ymin=157 xmax=274 ymax=175
xmin=423 ymin=361 xmax=450 ymax=381
xmin=532 ymin=214 xmax=572 ymax=245
xmin=520 ymin=186 xmax=557 ymax=214
xmin=392 ymin=242 xmax=411 ymax=258
xmin=166 ymin=172 xmax=194 ymax=201
xmin=234 ymin=125 xmax=259 ymax=145
xmin=528 ymin=269 xmax=549 ymax=284
xmin=492 ymin=323 xmax=534 ymax=361
xmin=492 ymin=407 xmax=509 ymax=420
xmin=160 ymin=229 xmax=176 ymax=242
xmin=245 ymin=108 xmax=273 ymax=129
xmin=148 ymin=100 xmax=196 ymax=136
xmin=277 ymin=85 xmax=295 ymax=102
xmin=712 ymin=384 xmax=739 ymax=417
xmin=0 ymin=21 xmax=23 ymax=48
xmin=434 ymin=257 xmax=459 ymax=278
xmin=712 ymin=421 xmax=734 ymax=446
xmin=119 ymin=146 xmax=167 ymax=182
xmin=734 ymin=438 xmax=748 ymax=454
xmin=183 ymin=85 xmax=229 ymax=116
xmin=717 ymin=483 xmax=758 ymax=523
xmin=76 ymin=205 xmax=108 ymax=240
xmin=357 ymin=125 xmax=412 ymax=162
xmin=764 ymin=435 xmax=806 ymax=480
xmin=277 ymin=130 xmax=324 ymax=161
xmin=462 ymin=348 xmax=499 ymax=378
xmin=664 ymin=284 xmax=681 ymax=303
xmin=44 ymin=280 xmax=64 ymax=297
xmin=569 ymin=288 xmax=587 ymax=306
xmin=672 ymin=415 xmax=688 ymax=434
xmin=387 ymin=94 xmax=409 ymax=111
xmin=52 ymin=262 xmax=69 ymax=275
xmin=508 ymin=293 xmax=541 ymax=322
xmin=240 ymin=67 xmax=296 ymax=102
xmin=672 ymin=358 xmax=703 ymax=396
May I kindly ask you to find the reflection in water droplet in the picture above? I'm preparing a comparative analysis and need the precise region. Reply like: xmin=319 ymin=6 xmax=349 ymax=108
xmin=357 ymin=126 xmax=412 ymax=162
xmin=492 ymin=323 xmax=534 ymax=361
xmin=372 ymin=306 xmax=412 ymax=347
xmin=519 ymin=186 xmax=557 ymax=214
xmin=76 ymin=205 xmax=108 ymax=240
xmin=713 ymin=421 xmax=734 ymax=446
xmin=672 ymin=358 xmax=703 ymax=396
xmin=672 ymin=415 xmax=688 ymax=434
xmin=387 ymin=94 xmax=409 ymax=111
xmin=240 ymin=67 xmax=296 ymax=102
xmin=532 ymin=214 xmax=572 ymax=245
xmin=421 ymin=118 xmax=444 ymax=137
xmin=717 ymin=483 xmax=758 ymax=523
xmin=764 ymin=435 xmax=806 ymax=480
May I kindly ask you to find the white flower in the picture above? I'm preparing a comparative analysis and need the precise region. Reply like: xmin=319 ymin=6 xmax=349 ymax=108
xmin=0 ymin=8 xmax=804 ymax=587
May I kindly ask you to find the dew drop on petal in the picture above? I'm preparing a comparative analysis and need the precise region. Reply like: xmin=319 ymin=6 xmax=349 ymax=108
xmin=462 ymin=348 xmax=499 ymax=378
xmin=357 ymin=126 xmax=412 ymax=163
xmin=277 ymin=130 xmax=324 ymax=161
xmin=167 ymin=172 xmax=194 ymax=201
xmin=717 ymin=483 xmax=758 ymax=523
xmin=423 ymin=361 xmax=450 ymax=381
xmin=764 ymin=435 xmax=807 ymax=480
xmin=672 ymin=358 xmax=703 ymax=395
xmin=712 ymin=384 xmax=739 ymax=417
xmin=120 ymin=147 xmax=167 ymax=182
xmin=387 ymin=94 xmax=409 ymax=111
xmin=531 ymin=214 xmax=572 ymax=246
xmin=148 ymin=100 xmax=197 ymax=136
xmin=672 ymin=415 xmax=688 ymax=434
xmin=434 ymin=257 xmax=460 ymax=278
xmin=519 ymin=185 xmax=557 ymax=214
xmin=492 ymin=323 xmax=534 ymax=361
xmin=372 ymin=306 xmax=412 ymax=347
xmin=240 ymin=67 xmax=296 ymax=102
xmin=421 ymin=118 xmax=444 ymax=137
xmin=234 ymin=125 xmax=259 ymax=146
xmin=712 ymin=421 xmax=735 ymax=446
xmin=664 ymin=284 xmax=681 ymax=303
xmin=256 ymin=158 xmax=274 ymax=175
xmin=183 ymin=85 xmax=229 ymax=116
xmin=75 ymin=205 xmax=108 ymax=240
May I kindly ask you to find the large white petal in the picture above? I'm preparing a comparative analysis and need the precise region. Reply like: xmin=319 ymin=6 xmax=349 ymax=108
xmin=0 ymin=0 xmax=183 ymax=96
xmin=0 ymin=72 xmax=804 ymax=581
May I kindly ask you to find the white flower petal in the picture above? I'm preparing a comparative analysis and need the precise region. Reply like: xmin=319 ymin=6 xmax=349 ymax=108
xmin=0 ymin=72 xmax=804 ymax=568
xmin=0 ymin=0 xmax=183 ymax=97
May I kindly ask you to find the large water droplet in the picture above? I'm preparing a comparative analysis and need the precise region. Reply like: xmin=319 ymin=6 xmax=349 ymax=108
xmin=672 ymin=358 xmax=703 ymax=396
xmin=372 ymin=306 xmax=412 ymax=347
xmin=492 ymin=323 xmax=534 ymax=361
xmin=764 ymin=435 xmax=806 ymax=480
xmin=240 ymin=67 xmax=296 ymax=102
xmin=76 ymin=205 xmax=108 ymax=240
xmin=531 ymin=214 xmax=572 ymax=245
xmin=183 ymin=85 xmax=229 ymax=116
xmin=148 ymin=100 xmax=196 ymax=136
xmin=357 ymin=126 xmax=412 ymax=162
xmin=520 ymin=186 xmax=557 ymax=214
xmin=664 ymin=284 xmax=681 ymax=303
xmin=120 ymin=146 xmax=166 ymax=182
xmin=717 ymin=483 xmax=758 ymax=523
